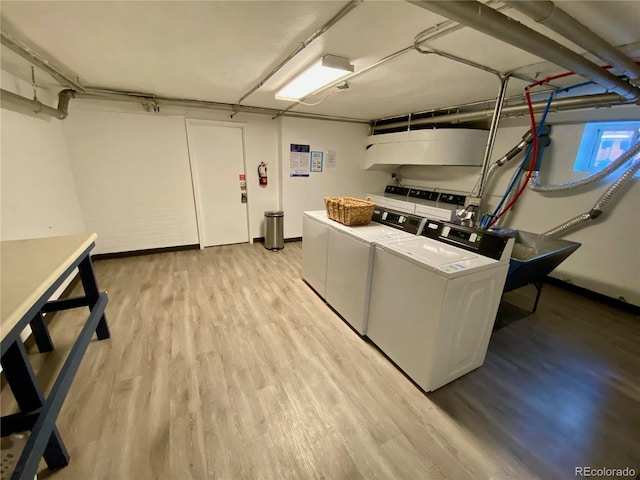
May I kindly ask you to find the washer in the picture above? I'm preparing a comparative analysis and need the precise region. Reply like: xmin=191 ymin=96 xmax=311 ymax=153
xmin=325 ymin=208 xmax=425 ymax=334
xmin=367 ymin=220 xmax=514 ymax=392
xmin=302 ymin=211 xmax=331 ymax=298
xmin=368 ymin=186 xmax=466 ymax=222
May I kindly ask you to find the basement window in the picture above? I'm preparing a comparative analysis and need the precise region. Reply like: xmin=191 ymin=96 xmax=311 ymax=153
xmin=574 ymin=121 xmax=640 ymax=176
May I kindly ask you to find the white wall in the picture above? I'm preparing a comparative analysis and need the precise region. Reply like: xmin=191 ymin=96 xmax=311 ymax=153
xmin=1 ymin=70 xmax=88 ymax=346
xmin=398 ymin=108 xmax=640 ymax=306
xmin=1 ymin=71 xmax=87 ymax=241
xmin=62 ymin=99 xmax=283 ymax=253
xmin=280 ymin=117 xmax=388 ymax=238
xmin=63 ymin=100 xmax=386 ymax=249
xmin=63 ymin=103 xmax=199 ymax=254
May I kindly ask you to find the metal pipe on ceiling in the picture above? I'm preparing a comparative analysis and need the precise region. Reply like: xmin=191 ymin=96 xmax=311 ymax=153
xmin=235 ymin=0 xmax=362 ymax=107
xmin=272 ymin=1 xmax=534 ymax=120
xmin=373 ymin=92 xmax=631 ymax=131
xmin=0 ymin=31 xmax=86 ymax=93
xmin=272 ymin=45 xmax=414 ymax=119
xmin=505 ymin=0 xmax=640 ymax=81
xmin=0 ymin=88 xmax=74 ymax=119
xmin=477 ymin=75 xmax=510 ymax=200
xmin=406 ymin=1 xmax=640 ymax=101
xmin=74 ymin=90 xmax=369 ymax=124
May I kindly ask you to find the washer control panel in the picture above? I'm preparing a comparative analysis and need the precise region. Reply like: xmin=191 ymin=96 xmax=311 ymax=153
xmin=422 ymin=220 xmax=512 ymax=260
xmin=372 ymin=207 xmax=424 ymax=234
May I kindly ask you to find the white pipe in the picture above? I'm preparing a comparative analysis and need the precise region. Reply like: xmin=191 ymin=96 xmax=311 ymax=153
xmin=477 ymin=75 xmax=510 ymax=199
xmin=0 ymin=32 xmax=85 ymax=93
xmin=75 ymin=90 xmax=369 ymax=124
xmin=0 ymin=88 xmax=74 ymax=119
xmin=235 ymin=0 xmax=362 ymax=106
xmin=505 ymin=0 xmax=640 ymax=80
xmin=406 ymin=1 xmax=640 ymax=101
xmin=375 ymin=93 xmax=630 ymax=131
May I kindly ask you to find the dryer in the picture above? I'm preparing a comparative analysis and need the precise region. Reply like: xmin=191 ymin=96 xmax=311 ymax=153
xmin=367 ymin=220 xmax=514 ymax=392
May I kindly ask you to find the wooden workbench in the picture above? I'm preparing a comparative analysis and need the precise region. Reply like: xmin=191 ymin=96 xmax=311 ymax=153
xmin=1 ymin=233 xmax=110 ymax=480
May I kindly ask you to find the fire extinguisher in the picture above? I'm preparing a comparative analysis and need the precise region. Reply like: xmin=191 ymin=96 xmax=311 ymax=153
xmin=258 ymin=162 xmax=268 ymax=187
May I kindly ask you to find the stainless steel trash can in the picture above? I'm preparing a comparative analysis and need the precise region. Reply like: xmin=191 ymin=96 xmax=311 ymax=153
xmin=264 ymin=211 xmax=284 ymax=250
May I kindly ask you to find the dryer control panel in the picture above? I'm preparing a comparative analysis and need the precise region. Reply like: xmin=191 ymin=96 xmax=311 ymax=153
xmin=421 ymin=220 xmax=514 ymax=260
xmin=372 ymin=207 xmax=424 ymax=234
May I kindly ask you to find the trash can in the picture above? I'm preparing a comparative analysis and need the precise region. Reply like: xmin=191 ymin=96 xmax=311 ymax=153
xmin=264 ymin=210 xmax=284 ymax=250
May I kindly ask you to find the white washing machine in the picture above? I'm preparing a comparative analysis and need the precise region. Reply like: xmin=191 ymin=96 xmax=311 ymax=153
xmin=302 ymin=211 xmax=331 ymax=298
xmin=367 ymin=220 xmax=514 ymax=392
xmin=368 ymin=186 xmax=466 ymax=222
xmin=325 ymin=208 xmax=425 ymax=335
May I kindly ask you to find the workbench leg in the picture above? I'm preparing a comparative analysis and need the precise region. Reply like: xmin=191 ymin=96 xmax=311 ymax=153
xmin=78 ymin=256 xmax=110 ymax=340
xmin=29 ymin=312 xmax=54 ymax=353
xmin=1 ymin=340 xmax=69 ymax=469
xmin=533 ymin=281 xmax=544 ymax=313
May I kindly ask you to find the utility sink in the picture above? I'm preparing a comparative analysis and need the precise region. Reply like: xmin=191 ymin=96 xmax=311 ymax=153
xmin=503 ymin=231 xmax=581 ymax=311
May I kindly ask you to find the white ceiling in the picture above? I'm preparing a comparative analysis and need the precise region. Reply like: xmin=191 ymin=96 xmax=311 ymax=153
xmin=1 ymin=0 xmax=639 ymax=121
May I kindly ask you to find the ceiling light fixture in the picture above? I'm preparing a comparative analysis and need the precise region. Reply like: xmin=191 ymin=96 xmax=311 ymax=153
xmin=275 ymin=55 xmax=354 ymax=102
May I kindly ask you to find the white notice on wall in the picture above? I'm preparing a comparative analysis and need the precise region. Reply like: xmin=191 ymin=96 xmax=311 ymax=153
xmin=310 ymin=151 xmax=323 ymax=172
xmin=290 ymin=144 xmax=310 ymax=177
xmin=326 ymin=150 xmax=336 ymax=168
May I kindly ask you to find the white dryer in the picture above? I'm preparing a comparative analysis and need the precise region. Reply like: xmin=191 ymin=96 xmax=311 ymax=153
xmin=367 ymin=220 xmax=514 ymax=392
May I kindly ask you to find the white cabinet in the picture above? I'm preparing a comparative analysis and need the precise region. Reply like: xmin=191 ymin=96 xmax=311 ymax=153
xmin=365 ymin=129 xmax=488 ymax=169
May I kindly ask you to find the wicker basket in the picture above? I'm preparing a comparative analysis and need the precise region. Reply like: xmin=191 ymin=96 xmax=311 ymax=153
xmin=324 ymin=197 xmax=375 ymax=226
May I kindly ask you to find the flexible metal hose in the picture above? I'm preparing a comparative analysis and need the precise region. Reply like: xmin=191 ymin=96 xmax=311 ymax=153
xmin=530 ymin=138 xmax=640 ymax=192
xmin=544 ymin=213 xmax=592 ymax=237
xmin=593 ymin=158 xmax=640 ymax=210
xmin=545 ymin=159 xmax=640 ymax=237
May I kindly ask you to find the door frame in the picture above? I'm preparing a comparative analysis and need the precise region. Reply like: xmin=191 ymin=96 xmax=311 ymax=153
xmin=184 ymin=118 xmax=252 ymax=249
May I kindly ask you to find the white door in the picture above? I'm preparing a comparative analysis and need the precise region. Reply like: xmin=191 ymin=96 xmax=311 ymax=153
xmin=186 ymin=120 xmax=249 ymax=247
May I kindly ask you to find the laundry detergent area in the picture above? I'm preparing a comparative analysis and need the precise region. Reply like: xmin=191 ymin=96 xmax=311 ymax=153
xmin=2 ymin=1 xmax=639 ymax=479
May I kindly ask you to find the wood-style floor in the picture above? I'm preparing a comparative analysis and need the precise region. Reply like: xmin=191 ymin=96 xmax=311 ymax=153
xmin=2 ymin=241 xmax=638 ymax=479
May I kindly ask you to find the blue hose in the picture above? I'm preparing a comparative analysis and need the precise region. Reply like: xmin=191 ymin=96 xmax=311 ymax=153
xmin=482 ymin=91 xmax=555 ymax=229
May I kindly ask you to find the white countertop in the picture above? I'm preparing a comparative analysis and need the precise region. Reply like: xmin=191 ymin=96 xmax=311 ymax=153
xmin=1 ymin=233 xmax=97 ymax=340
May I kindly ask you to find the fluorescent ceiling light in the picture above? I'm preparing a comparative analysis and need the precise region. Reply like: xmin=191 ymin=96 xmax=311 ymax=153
xmin=276 ymin=55 xmax=354 ymax=101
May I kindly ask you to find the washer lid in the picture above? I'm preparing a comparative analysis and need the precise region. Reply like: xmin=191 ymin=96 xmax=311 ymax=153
xmin=331 ymin=222 xmax=415 ymax=244
xmin=391 ymin=238 xmax=475 ymax=265
xmin=379 ymin=236 xmax=502 ymax=278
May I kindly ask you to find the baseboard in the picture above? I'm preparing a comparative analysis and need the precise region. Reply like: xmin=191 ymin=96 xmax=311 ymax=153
xmin=92 ymin=244 xmax=199 ymax=261
xmin=544 ymin=276 xmax=640 ymax=315
xmin=253 ymin=237 xmax=302 ymax=243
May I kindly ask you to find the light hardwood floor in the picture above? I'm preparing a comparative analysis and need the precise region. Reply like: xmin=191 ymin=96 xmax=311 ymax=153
xmin=2 ymin=241 xmax=639 ymax=479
